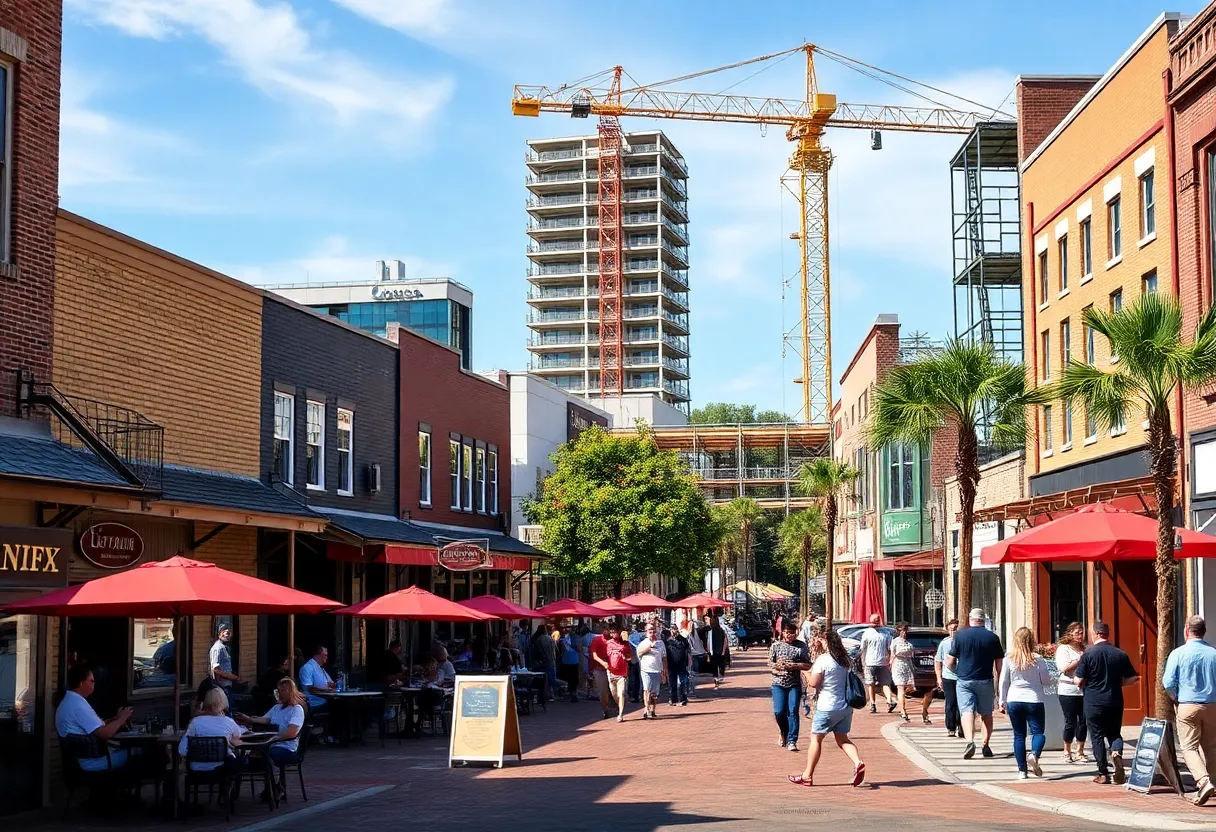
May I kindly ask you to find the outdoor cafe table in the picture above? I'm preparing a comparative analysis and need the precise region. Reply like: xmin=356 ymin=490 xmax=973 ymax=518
xmin=231 ymin=732 xmax=283 ymax=810
xmin=314 ymin=691 xmax=385 ymax=744
xmin=111 ymin=729 xmax=184 ymax=817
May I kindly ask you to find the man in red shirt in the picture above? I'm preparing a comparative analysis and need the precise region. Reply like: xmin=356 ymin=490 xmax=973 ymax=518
xmin=605 ymin=626 xmax=635 ymax=723
xmin=589 ymin=622 xmax=614 ymax=719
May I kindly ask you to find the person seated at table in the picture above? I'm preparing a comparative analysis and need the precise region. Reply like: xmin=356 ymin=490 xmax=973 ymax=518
xmin=178 ymin=688 xmax=244 ymax=774
xmin=235 ymin=678 xmax=305 ymax=801
xmin=487 ymin=635 xmax=511 ymax=673
xmin=372 ymin=640 xmax=406 ymax=688
xmin=298 ymin=646 xmax=336 ymax=712
xmin=256 ymin=655 xmax=292 ymax=710
xmin=433 ymin=645 xmax=456 ymax=687
xmin=414 ymin=658 xmax=445 ymax=730
xmin=194 ymin=674 xmax=221 ymax=715
xmin=55 ymin=664 xmax=135 ymax=771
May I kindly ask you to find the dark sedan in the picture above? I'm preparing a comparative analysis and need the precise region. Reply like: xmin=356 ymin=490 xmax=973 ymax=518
xmin=905 ymin=627 xmax=948 ymax=694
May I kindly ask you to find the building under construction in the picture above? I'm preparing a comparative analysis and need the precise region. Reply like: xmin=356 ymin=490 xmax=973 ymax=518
xmin=617 ymin=421 xmax=831 ymax=509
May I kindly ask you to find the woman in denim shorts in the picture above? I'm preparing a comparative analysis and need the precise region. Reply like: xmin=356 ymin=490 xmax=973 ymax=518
xmin=789 ymin=626 xmax=866 ymax=788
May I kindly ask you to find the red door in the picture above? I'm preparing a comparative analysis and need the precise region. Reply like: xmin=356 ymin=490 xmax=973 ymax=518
xmin=1110 ymin=561 xmax=1157 ymax=722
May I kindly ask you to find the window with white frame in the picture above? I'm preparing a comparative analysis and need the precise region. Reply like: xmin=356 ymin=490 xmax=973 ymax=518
xmin=1058 ymin=235 xmax=1068 ymax=292
xmin=337 ymin=408 xmax=353 ymax=495
xmin=449 ymin=439 xmax=461 ymax=509
xmin=1042 ymin=405 xmax=1053 ymax=452
xmin=0 ymin=63 xmax=11 ymax=263
xmin=1063 ymin=401 xmax=1073 ymax=447
xmin=474 ymin=447 xmax=486 ymax=513
xmin=1084 ymin=309 xmax=1095 ymax=365
xmin=273 ymin=392 xmax=294 ymax=484
xmin=305 ymin=401 xmax=325 ymax=489
xmin=1040 ymin=330 xmax=1050 ymax=380
xmin=1086 ymin=407 xmax=1098 ymax=441
xmin=1108 ymin=197 xmax=1122 ymax=259
xmin=1038 ymin=250 xmax=1048 ymax=302
xmin=1112 ymin=409 xmax=1126 ymax=435
xmin=419 ymin=430 xmax=432 ymax=506
xmin=487 ymin=449 xmax=499 ymax=514
xmin=1081 ymin=219 xmax=1092 ymax=278
xmin=854 ymin=445 xmax=869 ymax=512
xmin=462 ymin=440 xmax=473 ymax=510
xmin=1061 ymin=318 xmax=1071 ymax=366
xmin=1140 ymin=169 xmax=1155 ymax=239
xmin=886 ymin=443 xmax=915 ymax=511
xmin=1142 ymin=270 xmax=1158 ymax=295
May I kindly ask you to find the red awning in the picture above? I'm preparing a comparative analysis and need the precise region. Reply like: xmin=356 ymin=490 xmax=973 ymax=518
xmin=872 ymin=549 xmax=944 ymax=572
xmin=326 ymin=542 xmax=533 ymax=572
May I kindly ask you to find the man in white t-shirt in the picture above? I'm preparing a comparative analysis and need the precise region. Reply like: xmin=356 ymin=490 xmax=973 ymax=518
xmin=859 ymin=614 xmax=897 ymax=714
xmin=636 ymin=623 xmax=668 ymax=720
xmin=55 ymin=664 xmax=135 ymax=771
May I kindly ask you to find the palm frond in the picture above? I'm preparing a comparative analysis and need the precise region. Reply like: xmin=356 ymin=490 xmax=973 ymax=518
xmin=1173 ymin=302 xmax=1216 ymax=390
xmin=1053 ymin=359 xmax=1138 ymax=433
xmin=796 ymin=458 xmax=859 ymax=498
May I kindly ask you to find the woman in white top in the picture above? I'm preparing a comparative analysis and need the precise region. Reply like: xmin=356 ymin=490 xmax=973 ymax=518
xmin=889 ymin=622 xmax=917 ymax=723
xmin=179 ymin=687 xmax=244 ymax=772
xmin=236 ymin=677 xmax=307 ymax=800
xmin=1054 ymin=622 xmax=1089 ymax=763
xmin=789 ymin=625 xmax=865 ymax=789
xmin=997 ymin=626 xmax=1054 ymax=779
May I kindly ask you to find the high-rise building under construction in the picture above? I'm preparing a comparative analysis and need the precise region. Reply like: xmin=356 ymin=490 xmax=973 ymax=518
xmin=525 ymin=130 xmax=691 ymax=414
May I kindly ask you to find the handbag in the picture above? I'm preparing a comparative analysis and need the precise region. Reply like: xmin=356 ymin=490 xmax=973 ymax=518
xmin=845 ymin=669 xmax=868 ymax=710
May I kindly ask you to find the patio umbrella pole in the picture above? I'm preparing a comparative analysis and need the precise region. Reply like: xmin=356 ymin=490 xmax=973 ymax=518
xmin=172 ymin=613 xmax=182 ymax=731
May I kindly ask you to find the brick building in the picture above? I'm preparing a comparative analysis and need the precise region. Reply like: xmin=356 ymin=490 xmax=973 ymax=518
xmin=0 ymin=0 xmax=61 ymax=419
xmin=1169 ymin=1 xmax=1216 ymax=622
xmin=1014 ymin=13 xmax=1185 ymax=721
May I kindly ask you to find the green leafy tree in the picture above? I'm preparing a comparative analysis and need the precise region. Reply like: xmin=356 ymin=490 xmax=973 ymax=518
xmin=522 ymin=425 xmax=720 ymax=586
xmin=797 ymin=459 xmax=859 ymax=624
xmin=690 ymin=402 xmax=792 ymax=424
xmin=1049 ymin=294 xmax=1216 ymax=717
xmin=778 ymin=507 xmax=826 ymax=613
xmin=868 ymin=340 xmax=1036 ymax=621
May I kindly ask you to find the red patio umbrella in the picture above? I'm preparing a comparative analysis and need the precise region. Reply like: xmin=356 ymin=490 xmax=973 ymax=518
xmin=619 ymin=591 xmax=681 ymax=610
xmin=459 ymin=594 xmax=546 ymax=620
xmin=590 ymin=597 xmax=645 ymax=614
xmin=2 ymin=556 xmax=343 ymax=729
xmin=334 ymin=586 xmax=495 ymax=621
xmin=534 ymin=598 xmax=605 ymax=618
xmin=850 ymin=560 xmax=885 ymax=625
xmin=980 ymin=502 xmax=1216 ymax=565
xmin=676 ymin=592 xmax=734 ymax=608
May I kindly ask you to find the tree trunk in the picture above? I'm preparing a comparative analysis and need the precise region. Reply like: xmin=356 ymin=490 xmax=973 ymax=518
xmin=824 ymin=496 xmax=837 ymax=626
xmin=718 ymin=543 xmax=728 ymax=600
xmin=800 ymin=537 xmax=810 ymax=619
xmin=1149 ymin=405 xmax=1178 ymax=720
xmin=956 ymin=424 xmax=980 ymax=625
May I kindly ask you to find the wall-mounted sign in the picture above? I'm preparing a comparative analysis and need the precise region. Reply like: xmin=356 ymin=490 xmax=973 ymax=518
xmin=437 ymin=540 xmax=490 ymax=571
xmin=880 ymin=510 xmax=922 ymax=548
xmin=371 ymin=284 xmax=424 ymax=301
xmin=79 ymin=523 xmax=144 ymax=570
xmin=567 ymin=401 xmax=609 ymax=442
xmin=0 ymin=526 xmax=72 ymax=588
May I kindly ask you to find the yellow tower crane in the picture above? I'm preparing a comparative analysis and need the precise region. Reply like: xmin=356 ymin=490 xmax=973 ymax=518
xmin=513 ymin=44 xmax=1010 ymax=424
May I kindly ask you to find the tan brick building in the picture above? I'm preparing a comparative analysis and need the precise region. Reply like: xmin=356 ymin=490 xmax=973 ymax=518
xmin=1014 ymin=13 xmax=1186 ymax=721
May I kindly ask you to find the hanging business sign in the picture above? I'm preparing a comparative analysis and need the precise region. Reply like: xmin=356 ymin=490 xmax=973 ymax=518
xmin=79 ymin=522 xmax=144 ymax=570
xmin=880 ymin=510 xmax=922 ymax=548
xmin=437 ymin=540 xmax=491 ymax=571
xmin=0 ymin=526 xmax=72 ymax=588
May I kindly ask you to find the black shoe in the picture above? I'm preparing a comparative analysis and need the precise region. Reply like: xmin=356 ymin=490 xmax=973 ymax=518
xmin=887 ymin=702 xmax=898 ymax=714
xmin=869 ymin=704 xmax=877 ymax=714
xmin=602 ymin=710 xmax=611 ymax=719
xmin=981 ymin=745 xmax=994 ymax=758
xmin=963 ymin=742 xmax=976 ymax=760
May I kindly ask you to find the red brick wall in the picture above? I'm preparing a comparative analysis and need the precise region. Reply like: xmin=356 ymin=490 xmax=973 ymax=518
xmin=394 ymin=327 xmax=510 ymax=530
xmin=1016 ymin=79 xmax=1098 ymax=162
xmin=0 ymin=2 xmax=61 ymax=416
xmin=872 ymin=323 xmax=901 ymax=382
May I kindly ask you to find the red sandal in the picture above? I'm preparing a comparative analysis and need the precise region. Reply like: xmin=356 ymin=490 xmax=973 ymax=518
xmin=787 ymin=774 xmax=814 ymax=787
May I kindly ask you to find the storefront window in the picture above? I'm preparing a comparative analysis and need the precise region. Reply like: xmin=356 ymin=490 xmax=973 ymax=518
xmin=133 ymin=617 xmax=176 ymax=690
xmin=0 ymin=615 xmax=38 ymax=813
xmin=970 ymin=569 xmax=1003 ymax=640
xmin=886 ymin=443 xmax=916 ymax=510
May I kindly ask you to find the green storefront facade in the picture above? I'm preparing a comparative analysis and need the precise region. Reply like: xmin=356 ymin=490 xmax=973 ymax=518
xmin=878 ymin=441 xmax=940 ymax=626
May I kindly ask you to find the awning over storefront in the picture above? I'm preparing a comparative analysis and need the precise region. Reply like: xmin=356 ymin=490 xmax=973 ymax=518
xmin=872 ymin=549 xmax=943 ymax=572
xmin=970 ymin=474 xmax=1159 ymax=525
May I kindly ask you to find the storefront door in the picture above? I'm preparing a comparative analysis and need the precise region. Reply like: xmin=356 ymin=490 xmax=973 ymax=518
xmin=0 ymin=614 xmax=42 ymax=814
xmin=1110 ymin=561 xmax=1157 ymax=722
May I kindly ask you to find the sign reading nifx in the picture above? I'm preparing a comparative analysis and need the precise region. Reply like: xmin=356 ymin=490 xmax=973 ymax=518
xmin=0 ymin=526 xmax=72 ymax=588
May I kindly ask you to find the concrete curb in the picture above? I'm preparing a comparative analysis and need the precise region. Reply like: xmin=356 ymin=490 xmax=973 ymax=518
xmin=882 ymin=721 xmax=1216 ymax=831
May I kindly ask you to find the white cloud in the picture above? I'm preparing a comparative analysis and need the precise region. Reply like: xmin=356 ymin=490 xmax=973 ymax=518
xmin=227 ymin=235 xmax=456 ymax=287
xmin=329 ymin=0 xmax=453 ymax=36
xmin=67 ymin=0 xmax=454 ymax=132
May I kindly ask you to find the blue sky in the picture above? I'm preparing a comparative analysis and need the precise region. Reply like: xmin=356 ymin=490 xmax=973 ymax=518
xmin=60 ymin=0 xmax=1207 ymax=416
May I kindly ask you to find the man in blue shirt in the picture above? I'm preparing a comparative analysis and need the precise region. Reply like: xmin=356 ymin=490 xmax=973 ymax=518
xmin=934 ymin=618 xmax=961 ymax=738
xmin=627 ymin=621 xmax=646 ymax=703
xmin=946 ymin=607 xmax=1004 ymax=761
xmin=1165 ymin=615 xmax=1216 ymax=805
xmin=298 ymin=645 xmax=335 ymax=712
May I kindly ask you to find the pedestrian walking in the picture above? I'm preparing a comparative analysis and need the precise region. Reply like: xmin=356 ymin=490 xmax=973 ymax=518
xmin=513 ymin=621 xmax=531 ymax=670
xmin=530 ymin=623 xmax=558 ymax=701
xmin=997 ymin=626 xmax=1052 ymax=780
xmin=664 ymin=625 xmax=691 ymax=706
xmin=1164 ymin=614 xmax=1216 ymax=805
xmin=1074 ymin=620 xmax=1139 ymax=785
xmin=558 ymin=627 xmax=581 ymax=703
xmin=701 ymin=613 xmax=729 ymax=688
xmin=946 ymin=607 xmax=1004 ymax=760
xmin=589 ymin=622 xmax=615 ymax=718
xmin=1055 ymin=621 xmax=1089 ymax=764
xmin=604 ymin=626 xmax=634 ymax=723
xmin=685 ymin=619 xmax=707 ymax=697
xmin=770 ymin=620 xmax=812 ymax=751
xmin=890 ymin=622 xmax=917 ymax=723
xmin=627 ymin=621 xmax=646 ymax=703
xmin=636 ymin=622 xmax=668 ymax=719
xmin=859 ymin=614 xmax=896 ymax=714
xmin=788 ymin=625 xmax=865 ymax=788
xmin=935 ymin=618 xmax=961 ymax=738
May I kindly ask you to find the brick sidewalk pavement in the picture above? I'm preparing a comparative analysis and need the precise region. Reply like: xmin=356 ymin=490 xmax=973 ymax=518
xmin=17 ymin=652 xmax=1115 ymax=831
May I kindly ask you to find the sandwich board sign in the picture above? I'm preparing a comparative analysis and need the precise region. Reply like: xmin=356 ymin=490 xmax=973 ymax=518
xmin=1126 ymin=717 xmax=1182 ymax=795
xmin=448 ymin=675 xmax=522 ymax=768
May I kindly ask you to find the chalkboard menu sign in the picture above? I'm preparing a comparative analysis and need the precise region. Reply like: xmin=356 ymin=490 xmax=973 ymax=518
xmin=449 ymin=676 xmax=522 ymax=768
xmin=1126 ymin=718 xmax=1169 ymax=794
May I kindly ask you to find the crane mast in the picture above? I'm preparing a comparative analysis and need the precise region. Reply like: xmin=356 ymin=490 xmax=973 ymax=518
xmin=514 ymin=45 xmax=999 ymax=424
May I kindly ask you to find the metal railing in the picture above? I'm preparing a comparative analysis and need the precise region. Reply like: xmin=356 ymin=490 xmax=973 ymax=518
xmin=528 ymin=263 xmax=585 ymax=277
xmin=664 ymin=379 xmax=690 ymax=397
xmin=662 ymin=146 xmax=689 ymax=176
xmin=529 ymin=334 xmax=587 ymax=346
xmin=662 ymin=240 xmax=689 ymax=263
xmin=527 ymin=194 xmax=584 ymax=208
xmin=663 ymin=217 xmax=690 ymax=242
xmin=624 ymin=307 xmax=659 ymax=319
xmin=664 ymin=357 xmax=689 ymax=374
xmin=690 ymin=466 xmax=793 ymax=481
xmin=527 ymin=240 xmax=584 ymax=254
xmin=624 ymin=331 xmax=660 ymax=343
xmin=17 ymin=375 xmax=164 ymax=493
xmin=527 ymin=309 xmax=587 ymax=323
xmin=527 ymin=286 xmax=585 ymax=300
xmin=529 ymin=357 xmax=586 ymax=370
xmin=661 ymin=167 xmax=688 ymax=195
xmin=624 ymin=165 xmax=659 ymax=178
xmin=624 ymin=355 xmax=660 ymax=367
xmin=528 ymin=216 xmax=586 ymax=231
xmin=527 ymin=170 xmax=585 ymax=184
xmin=664 ymin=333 xmax=689 ymax=352
xmin=527 ymin=148 xmax=582 ymax=162
xmin=662 ymin=191 xmax=689 ymax=217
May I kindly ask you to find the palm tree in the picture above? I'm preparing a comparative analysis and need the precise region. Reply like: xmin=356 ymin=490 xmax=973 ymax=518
xmin=868 ymin=340 xmax=1036 ymax=621
xmin=797 ymin=459 xmax=859 ymax=624
xmin=726 ymin=497 xmax=763 ymax=586
xmin=710 ymin=503 xmax=736 ymax=600
xmin=1051 ymin=294 xmax=1216 ymax=717
xmin=778 ymin=507 xmax=826 ymax=615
